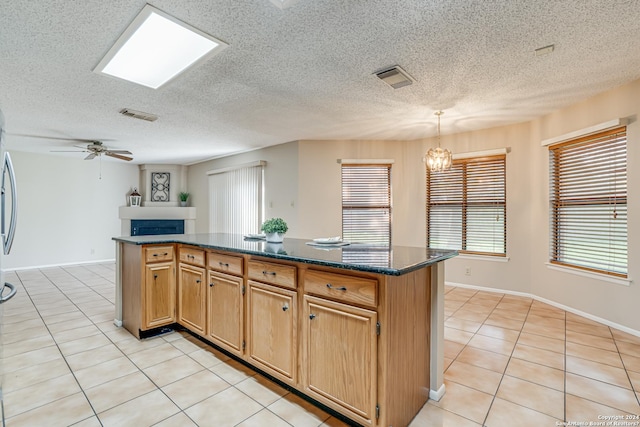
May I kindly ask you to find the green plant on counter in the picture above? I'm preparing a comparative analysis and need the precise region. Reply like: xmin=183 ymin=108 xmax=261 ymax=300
xmin=261 ymin=217 xmax=288 ymax=234
xmin=179 ymin=192 xmax=190 ymax=202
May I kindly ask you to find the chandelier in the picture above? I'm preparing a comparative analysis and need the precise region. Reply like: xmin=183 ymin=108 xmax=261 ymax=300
xmin=424 ymin=111 xmax=452 ymax=172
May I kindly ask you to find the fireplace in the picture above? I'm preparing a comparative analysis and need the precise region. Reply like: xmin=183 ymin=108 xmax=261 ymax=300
xmin=119 ymin=206 xmax=196 ymax=237
xmin=131 ymin=219 xmax=184 ymax=236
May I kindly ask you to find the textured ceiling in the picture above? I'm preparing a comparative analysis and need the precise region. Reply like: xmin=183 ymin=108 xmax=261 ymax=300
xmin=1 ymin=0 xmax=640 ymax=164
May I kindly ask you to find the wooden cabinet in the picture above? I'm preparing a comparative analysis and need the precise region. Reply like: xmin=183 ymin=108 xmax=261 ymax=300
xmin=178 ymin=263 xmax=206 ymax=334
xmin=119 ymin=241 xmax=437 ymax=427
xmin=247 ymin=259 xmax=296 ymax=289
xmin=246 ymin=280 xmax=297 ymax=384
xmin=302 ymin=294 xmax=377 ymax=426
xmin=144 ymin=261 xmax=176 ymax=330
xmin=206 ymin=271 xmax=244 ymax=356
xmin=121 ymin=243 xmax=176 ymax=338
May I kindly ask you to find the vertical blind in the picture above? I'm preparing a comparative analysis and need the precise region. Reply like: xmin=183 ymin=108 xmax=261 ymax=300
xmin=427 ymin=155 xmax=506 ymax=255
xmin=342 ymin=164 xmax=391 ymax=246
xmin=209 ymin=165 xmax=263 ymax=235
xmin=549 ymin=127 xmax=627 ymax=277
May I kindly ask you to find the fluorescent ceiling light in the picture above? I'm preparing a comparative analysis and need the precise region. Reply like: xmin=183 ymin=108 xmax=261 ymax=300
xmin=94 ymin=4 xmax=228 ymax=89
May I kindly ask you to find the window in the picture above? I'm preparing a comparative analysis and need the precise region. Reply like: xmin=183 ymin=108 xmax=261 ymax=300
xmin=341 ymin=164 xmax=391 ymax=246
xmin=208 ymin=163 xmax=264 ymax=235
xmin=549 ymin=127 xmax=627 ymax=277
xmin=427 ymin=155 xmax=506 ymax=255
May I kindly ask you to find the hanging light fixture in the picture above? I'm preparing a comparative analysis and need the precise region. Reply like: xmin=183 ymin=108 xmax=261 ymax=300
xmin=424 ymin=110 xmax=452 ymax=172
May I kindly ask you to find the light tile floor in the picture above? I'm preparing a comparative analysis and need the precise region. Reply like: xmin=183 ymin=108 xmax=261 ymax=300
xmin=1 ymin=264 xmax=639 ymax=426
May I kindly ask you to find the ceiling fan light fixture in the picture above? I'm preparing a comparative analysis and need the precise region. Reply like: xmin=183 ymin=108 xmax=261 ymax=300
xmin=424 ymin=111 xmax=452 ymax=172
xmin=94 ymin=4 xmax=228 ymax=89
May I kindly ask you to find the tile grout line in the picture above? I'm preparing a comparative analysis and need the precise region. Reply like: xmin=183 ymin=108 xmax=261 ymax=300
xmin=478 ymin=292 xmax=532 ymax=427
xmin=8 ymin=268 xmax=104 ymax=425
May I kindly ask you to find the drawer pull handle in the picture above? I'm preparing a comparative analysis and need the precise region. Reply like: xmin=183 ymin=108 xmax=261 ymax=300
xmin=282 ymin=304 xmax=289 ymax=312
xmin=209 ymin=283 xmax=214 ymax=287
xmin=196 ymin=279 xmax=201 ymax=284
xmin=326 ymin=283 xmax=347 ymax=291
xmin=262 ymin=270 xmax=276 ymax=276
xmin=309 ymin=314 xmax=316 ymax=319
xmin=153 ymin=274 xmax=158 ymax=279
xmin=219 ymin=262 xmax=229 ymax=267
xmin=164 ymin=252 xmax=168 ymax=256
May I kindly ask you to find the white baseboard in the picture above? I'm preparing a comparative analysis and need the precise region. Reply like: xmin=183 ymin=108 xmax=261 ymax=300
xmin=429 ymin=384 xmax=446 ymax=401
xmin=2 ymin=258 xmax=116 ymax=272
xmin=446 ymin=281 xmax=640 ymax=338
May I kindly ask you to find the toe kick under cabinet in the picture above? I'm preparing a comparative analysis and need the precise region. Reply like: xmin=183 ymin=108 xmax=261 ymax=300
xmin=116 ymin=238 xmax=455 ymax=427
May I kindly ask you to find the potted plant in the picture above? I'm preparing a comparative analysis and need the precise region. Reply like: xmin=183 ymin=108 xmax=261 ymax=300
xmin=261 ymin=217 xmax=288 ymax=243
xmin=179 ymin=192 xmax=190 ymax=207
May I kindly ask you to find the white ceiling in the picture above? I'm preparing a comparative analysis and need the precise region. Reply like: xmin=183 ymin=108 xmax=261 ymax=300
xmin=1 ymin=0 xmax=640 ymax=164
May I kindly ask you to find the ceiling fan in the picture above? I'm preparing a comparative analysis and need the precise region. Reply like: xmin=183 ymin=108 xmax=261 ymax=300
xmin=51 ymin=140 xmax=133 ymax=161
xmin=9 ymin=133 xmax=134 ymax=162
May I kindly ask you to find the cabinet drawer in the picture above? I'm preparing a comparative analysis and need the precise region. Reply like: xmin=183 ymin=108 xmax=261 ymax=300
xmin=145 ymin=245 xmax=174 ymax=263
xmin=304 ymin=270 xmax=377 ymax=308
xmin=208 ymin=252 xmax=243 ymax=276
xmin=248 ymin=260 xmax=296 ymax=289
xmin=179 ymin=247 xmax=205 ymax=267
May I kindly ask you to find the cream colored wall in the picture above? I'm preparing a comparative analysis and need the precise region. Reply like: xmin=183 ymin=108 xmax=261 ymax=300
xmin=186 ymin=79 xmax=640 ymax=332
xmin=435 ymin=122 xmax=535 ymax=295
xmin=296 ymin=140 xmax=426 ymax=246
xmin=528 ymin=80 xmax=640 ymax=331
xmin=440 ymin=79 xmax=640 ymax=331
xmin=5 ymin=151 xmax=139 ymax=269
xmin=186 ymin=142 xmax=299 ymax=234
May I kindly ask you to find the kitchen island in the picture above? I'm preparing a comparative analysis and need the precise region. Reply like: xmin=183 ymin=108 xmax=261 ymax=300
xmin=113 ymin=233 xmax=457 ymax=427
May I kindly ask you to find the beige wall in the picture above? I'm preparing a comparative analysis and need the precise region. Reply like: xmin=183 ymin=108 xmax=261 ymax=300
xmin=187 ymin=78 xmax=640 ymax=332
xmin=187 ymin=142 xmax=299 ymax=235
xmin=5 ymin=151 xmax=139 ymax=269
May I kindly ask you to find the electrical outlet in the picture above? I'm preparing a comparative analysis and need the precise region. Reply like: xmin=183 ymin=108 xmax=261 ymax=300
xmin=465 ymin=267 xmax=471 ymax=276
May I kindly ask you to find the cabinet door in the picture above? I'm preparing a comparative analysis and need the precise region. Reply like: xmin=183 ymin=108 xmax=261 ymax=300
xmin=206 ymin=271 xmax=243 ymax=356
xmin=143 ymin=262 xmax=176 ymax=329
xmin=178 ymin=264 xmax=206 ymax=334
xmin=247 ymin=281 xmax=297 ymax=384
xmin=303 ymin=295 xmax=377 ymax=426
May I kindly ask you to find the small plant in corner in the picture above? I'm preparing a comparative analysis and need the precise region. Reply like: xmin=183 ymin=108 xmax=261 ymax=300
xmin=179 ymin=192 xmax=190 ymax=202
xmin=261 ymin=218 xmax=288 ymax=234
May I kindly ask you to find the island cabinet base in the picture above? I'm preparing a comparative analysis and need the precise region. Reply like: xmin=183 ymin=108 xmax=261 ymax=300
xmin=117 ymin=241 xmax=442 ymax=427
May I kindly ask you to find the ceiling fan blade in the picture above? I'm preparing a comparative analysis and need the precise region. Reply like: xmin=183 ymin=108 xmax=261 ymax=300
xmin=10 ymin=134 xmax=109 ymax=143
xmin=84 ymin=153 xmax=97 ymax=160
xmin=107 ymin=150 xmax=133 ymax=154
xmin=50 ymin=150 xmax=88 ymax=152
xmin=105 ymin=152 xmax=133 ymax=161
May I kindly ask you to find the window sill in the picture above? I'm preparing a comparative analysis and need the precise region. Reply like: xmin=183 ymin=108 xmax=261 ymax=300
xmin=453 ymin=254 xmax=510 ymax=263
xmin=545 ymin=263 xmax=632 ymax=287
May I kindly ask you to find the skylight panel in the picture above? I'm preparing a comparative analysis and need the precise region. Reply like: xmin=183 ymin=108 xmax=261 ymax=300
xmin=94 ymin=4 xmax=228 ymax=89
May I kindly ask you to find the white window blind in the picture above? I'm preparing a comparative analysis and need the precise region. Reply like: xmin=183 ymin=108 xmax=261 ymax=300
xmin=549 ymin=127 xmax=627 ymax=277
xmin=341 ymin=164 xmax=391 ymax=246
xmin=209 ymin=164 xmax=263 ymax=235
xmin=427 ymin=155 xmax=506 ymax=256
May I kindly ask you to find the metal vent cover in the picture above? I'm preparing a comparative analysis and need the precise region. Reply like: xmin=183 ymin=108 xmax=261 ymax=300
xmin=374 ymin=66 xmax=415 ymax=89
xmin=119 ymin=108 xmax=158 ymax=122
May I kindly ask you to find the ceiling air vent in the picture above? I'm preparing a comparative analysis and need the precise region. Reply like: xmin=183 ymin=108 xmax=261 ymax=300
xmin=374 ymin=66 xmax=415 ymax=89
xmin=119 ymin=108 xmax=158 ymax=122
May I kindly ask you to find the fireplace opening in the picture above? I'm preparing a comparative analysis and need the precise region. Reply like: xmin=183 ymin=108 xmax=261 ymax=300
xmin=131 ymin=219 xmax=185 ymax=236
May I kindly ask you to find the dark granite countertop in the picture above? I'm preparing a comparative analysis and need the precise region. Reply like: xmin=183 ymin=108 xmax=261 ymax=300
xmin=113 ymin=233 xmax=458 ymax=276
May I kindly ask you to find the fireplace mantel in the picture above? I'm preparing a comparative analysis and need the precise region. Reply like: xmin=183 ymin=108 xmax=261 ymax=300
xmin=118 ymin=206 xmax=196 ymax=236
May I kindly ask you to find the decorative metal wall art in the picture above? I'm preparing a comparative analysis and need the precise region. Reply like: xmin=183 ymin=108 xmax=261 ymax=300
xmin=151 ymin=172 xmax=170 ymax=201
